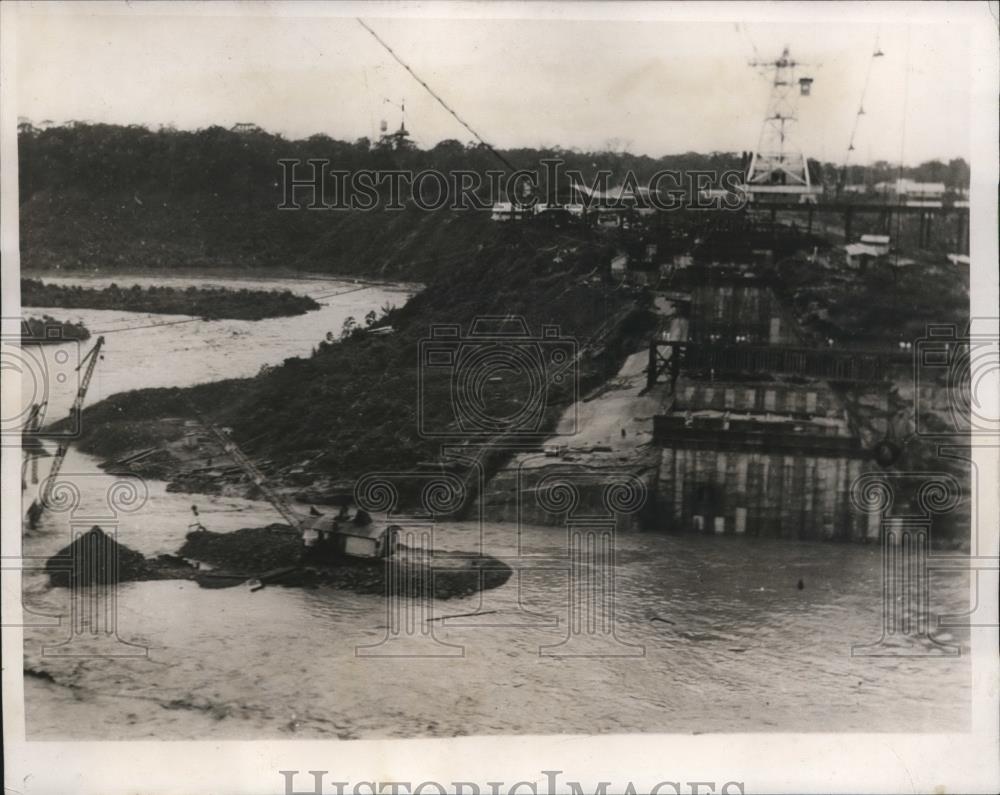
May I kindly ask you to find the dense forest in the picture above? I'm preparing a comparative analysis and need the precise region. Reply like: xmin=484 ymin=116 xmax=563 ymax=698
xmin=18 ymin=122 xmax=969 ymax=280
xmin=17 ymin=122 xmax=732 ymax=279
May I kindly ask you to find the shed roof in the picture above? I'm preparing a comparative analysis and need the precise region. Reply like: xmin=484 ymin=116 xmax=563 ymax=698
xmin=844 ymin=243 xmax=882 ymax=257
xmin=302 ymin=514 xmax=385 ymax=539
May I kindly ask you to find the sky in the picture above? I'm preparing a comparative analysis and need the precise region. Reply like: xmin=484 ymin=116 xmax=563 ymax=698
xmin=12 ymin=2 xmax=976 ymax=165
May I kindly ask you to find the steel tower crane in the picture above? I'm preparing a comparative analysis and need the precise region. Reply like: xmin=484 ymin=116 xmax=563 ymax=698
xmin=28 ymin=336 xmax=104 ymax=525
xmin=744 ymin=46 xmax=820 ymax=204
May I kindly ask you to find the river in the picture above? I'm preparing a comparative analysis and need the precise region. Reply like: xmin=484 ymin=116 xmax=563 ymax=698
xmin=17 ymin=273 xmax=971 ymax=739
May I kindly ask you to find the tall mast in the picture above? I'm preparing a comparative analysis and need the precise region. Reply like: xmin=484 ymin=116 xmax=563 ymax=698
xmin=30 ymin=336 xmax=104 ymax=521
xmin=745 ymin=46 xmax=816 ymax=198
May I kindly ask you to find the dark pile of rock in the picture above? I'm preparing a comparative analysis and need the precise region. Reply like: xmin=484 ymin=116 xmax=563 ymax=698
xmin=178 ymin=524 xmax=302 ymax=573
xmin=46 ymin=525 xmax=150 ymax=587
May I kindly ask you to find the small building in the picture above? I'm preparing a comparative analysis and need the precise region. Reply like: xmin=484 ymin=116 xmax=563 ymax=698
xmin=874 ymin=178 xmax=946 ymax=201
xmin=594 ymin=213 xmax=623 ymax=229
xmin=535 ymin=202 xmax=585 ymax=219
xmin=859 ymin=234 xmax=890 ymax=255
xmin=844 ymin=242 xmax=883 ymax=269
xmin=490 ymin=202 xmax=534 ymax=222
xmin=302 ymin=512 xmax=398 ymax=558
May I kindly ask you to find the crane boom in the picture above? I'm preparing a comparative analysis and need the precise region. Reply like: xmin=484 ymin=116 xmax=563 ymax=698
xmin=193 ymin=411 xmax=306 ymax=533
xmin=22 ymin=400 xmax=48 ymax=489
xmin=32 ymin=337 xmax=104 ymax=519
xmin=187 ymin=405 xmax=393 ymax=558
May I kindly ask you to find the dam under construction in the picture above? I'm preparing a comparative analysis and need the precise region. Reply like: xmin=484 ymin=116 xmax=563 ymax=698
xmin=478 ymin=214 xmax=967 ymax=549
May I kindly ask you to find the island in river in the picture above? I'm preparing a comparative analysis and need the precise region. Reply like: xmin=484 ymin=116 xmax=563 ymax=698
xmin=22 ymin=277 xmax=321 ymax=320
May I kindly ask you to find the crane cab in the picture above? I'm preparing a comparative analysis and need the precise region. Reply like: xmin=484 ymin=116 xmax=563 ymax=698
xmin=301 ymin=509 xmax=400 ymax=559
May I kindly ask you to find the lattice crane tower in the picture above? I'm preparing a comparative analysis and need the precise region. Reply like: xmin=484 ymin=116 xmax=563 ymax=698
xmin=744 ymin=46 xmax=820 ymax=203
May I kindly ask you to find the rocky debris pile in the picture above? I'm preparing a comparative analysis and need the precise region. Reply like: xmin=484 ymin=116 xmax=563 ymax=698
xmin=43 ymin=524 xmax=513 ymax=599
xmin=178 ymin=524 xmax=302 ymax=573
xmin=255 ymin=551 xmax=513 ymax=600
xmin=45 ymin=525 xmax=150 ymax=587
xmin=178 ymin=525 xmax=513 ymax=598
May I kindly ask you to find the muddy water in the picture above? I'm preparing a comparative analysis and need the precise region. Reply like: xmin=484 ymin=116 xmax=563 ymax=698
xmin=18 ymin=274 xmax=971 ymax=738
xmin=22 ymin=500 xmax=972 ymax=738
xmin=20 ymin=271 xmax=415 ymax=422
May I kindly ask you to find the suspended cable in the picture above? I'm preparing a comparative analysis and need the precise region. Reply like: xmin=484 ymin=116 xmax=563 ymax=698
xmin=310 ymin=284 xmax=376 ymax=300
xmin=92 ymin=317 xmax=202 ymax=335
xmin=841 ymin=30 xmax=884 ymax=187
xmin=356 ymin=18 xmax=518 ymax=172
xmin=736 ymin=22 xmax=763 ymax=67
xmin=362 ymin=67 xmax=377 ymax=141
xmin=893 ymin=29 xmax=912 ymax=271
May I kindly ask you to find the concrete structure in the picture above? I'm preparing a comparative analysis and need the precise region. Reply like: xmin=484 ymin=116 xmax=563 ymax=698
xmin=687 ymin=283 xmax=797 ymax=346
xmin=653 ymin=379 xmax=872 ymax=539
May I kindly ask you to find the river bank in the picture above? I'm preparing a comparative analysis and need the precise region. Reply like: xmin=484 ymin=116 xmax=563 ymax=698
xmin=21 ymin=273 xmax=414 ymax=427
xmin=22 ymin=277 xmax=321 ymax=320
xmin=23 ymin=266 xmax=424 ymax=293
xmin=64 ymin=228 xmax=651 ymax=496
xmin=22 ymin=313 xmax=90 ymax=343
